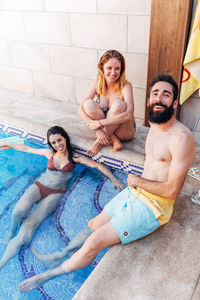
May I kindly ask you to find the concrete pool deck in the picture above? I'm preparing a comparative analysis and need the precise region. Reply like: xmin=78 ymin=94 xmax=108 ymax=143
xmin=0 ymin=87 xmax=200 ymax=300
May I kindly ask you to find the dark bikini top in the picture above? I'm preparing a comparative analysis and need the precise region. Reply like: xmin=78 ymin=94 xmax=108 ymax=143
xmin=47 ymin=155 xmax=75 ymax=172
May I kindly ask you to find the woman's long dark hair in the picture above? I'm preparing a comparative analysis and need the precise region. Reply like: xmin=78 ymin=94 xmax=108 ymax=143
xmin=47 ymin=126 xmax=75 ymax=163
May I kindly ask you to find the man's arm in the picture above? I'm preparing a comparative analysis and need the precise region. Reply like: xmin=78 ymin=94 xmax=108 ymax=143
xmin=128 ymin=131 xmax=195 ymax=199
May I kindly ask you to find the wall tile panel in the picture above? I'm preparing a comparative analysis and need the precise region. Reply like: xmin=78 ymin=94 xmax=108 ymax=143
xmin=24 ymin=12 xmax=71 ymax=45
xmin=0 ymin=12 xmax=25 ymax=40
xmin=44 ymin=0 xmax=96 ymax=13
xmin=33 ymin=71 xmax=75 ymax=102
xmin=71 ymin=14 xmax=127 ymax=51
xmin=1 ymin=0 xmax=44 ymax=11
xmin=0 ymin=65 xmax=33 ymax=93
xmin=128 ymin=16 xmax=150 ymax=54
xmin=8 ymin=42 xmax=50 ymax=71
xmin=50 ymin=46 xmax=97 ymax=79
xmin=97 ymin=0 xmax=151 ymax=15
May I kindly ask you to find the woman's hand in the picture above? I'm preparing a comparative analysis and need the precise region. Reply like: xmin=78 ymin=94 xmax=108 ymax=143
xmin=95 ymin=130 xmax=109 ymax=145
xmin=112 ymin=178 xmax=125 ymax=192
xmin=0 ymin=141 xmax=7 ymax=148
xmin=87 ymin=120 xmax=100 ymax=130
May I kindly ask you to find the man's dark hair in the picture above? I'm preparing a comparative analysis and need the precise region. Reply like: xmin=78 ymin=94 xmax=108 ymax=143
xmin=148 ymin=74 xmax=178 ymax=100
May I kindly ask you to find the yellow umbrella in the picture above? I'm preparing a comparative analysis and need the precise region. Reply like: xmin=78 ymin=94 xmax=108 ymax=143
xmin=180 ymin=0 xmax=200 ymax=105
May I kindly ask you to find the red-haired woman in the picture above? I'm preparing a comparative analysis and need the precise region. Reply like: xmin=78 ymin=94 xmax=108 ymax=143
xmin=79 ymin=50 xmax=135 ymax=156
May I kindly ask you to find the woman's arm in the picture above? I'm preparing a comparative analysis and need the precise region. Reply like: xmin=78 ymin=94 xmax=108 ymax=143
xmin=74 ymin=155 xmax=125 ymax=191
xmin=78 ymin=80 xmax=97 ymax=125
xmin=0 ymin=140 xmax=52 ymax=158
xmin=88 ymin=82 xmax=134 ymax=129
xmin=78 ymin=80 xmax=110 ymax=145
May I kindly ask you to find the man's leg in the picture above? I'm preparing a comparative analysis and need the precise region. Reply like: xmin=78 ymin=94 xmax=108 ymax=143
xmin=18 ymin=221 xmax=120 ymax=293
xmin=62 ymin=221 xmax=120 ymax=271
xmin=33 ymin=210 xmax=111 ymax=268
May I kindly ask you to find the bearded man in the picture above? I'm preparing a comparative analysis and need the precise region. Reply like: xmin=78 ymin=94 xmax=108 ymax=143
xmin=18 ymin=74 xmax=195 ymax=293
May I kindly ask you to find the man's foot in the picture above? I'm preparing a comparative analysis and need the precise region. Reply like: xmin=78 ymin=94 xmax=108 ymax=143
xmin=111 ymin=134 xmax=123 ymax=152
xmin=32 ymin=248 xmax=61 ymax=269
xmin=87 ymin=140 xmax=103 ymax=156
xmin=18 ymin=274 xmax=44 ymax=293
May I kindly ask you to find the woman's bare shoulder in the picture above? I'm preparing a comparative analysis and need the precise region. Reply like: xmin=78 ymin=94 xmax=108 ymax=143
xmin=44 ymin=149 xmax=54 ymax=159
xmin=123 ymin=80 xmax=132 ymax=89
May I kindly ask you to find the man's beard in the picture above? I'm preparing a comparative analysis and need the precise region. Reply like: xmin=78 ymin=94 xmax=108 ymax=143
xmin=147 ymin=102 xmax=174 ymax=124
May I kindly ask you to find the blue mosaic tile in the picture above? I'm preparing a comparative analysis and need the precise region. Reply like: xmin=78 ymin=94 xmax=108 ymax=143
xmin=1 ymin=123 xmax=144 ymax=173
xmin=5 ymin=126 xmax=24 ymax=136
xmin=0 ymin=123 xmax=144 ymax=300
xmin=25 ymin=133 xmax=47 ymax=145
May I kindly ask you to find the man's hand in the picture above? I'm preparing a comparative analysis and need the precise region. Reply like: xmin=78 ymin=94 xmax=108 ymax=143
xmin=127 ymin=174 xmax=139 ymax=187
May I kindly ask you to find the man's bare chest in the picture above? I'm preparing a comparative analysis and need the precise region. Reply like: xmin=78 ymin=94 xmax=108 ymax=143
xmin=145 ymin=134 xmax=171 ymax=163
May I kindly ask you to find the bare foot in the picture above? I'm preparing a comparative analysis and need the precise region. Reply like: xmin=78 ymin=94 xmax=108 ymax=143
xmin=111 ymin=134 xmax=123 ymax=152
xmin=18 ymin=274 xmax=44 ymax=293
xmin=19 ymin=265 xmax=65 ymax=292
xmin=32 ymin=248 xmax=61 ymax=269
xmin=87 ymin=140 xmax=103 ymax=156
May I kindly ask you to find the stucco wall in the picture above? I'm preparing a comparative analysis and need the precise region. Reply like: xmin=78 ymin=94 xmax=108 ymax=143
xmin=0 ymin=0 xmax=151 ymax=120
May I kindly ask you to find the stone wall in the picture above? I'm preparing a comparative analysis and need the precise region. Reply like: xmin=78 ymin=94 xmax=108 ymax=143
xmin=0 ymin=0 xmax=151 ymax=120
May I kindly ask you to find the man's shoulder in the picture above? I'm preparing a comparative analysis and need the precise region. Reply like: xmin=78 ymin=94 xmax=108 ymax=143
xmin=169 ymin=120 xmax=195 ymax=153
xmin=171 ymin=120 xmax=193 ymax=140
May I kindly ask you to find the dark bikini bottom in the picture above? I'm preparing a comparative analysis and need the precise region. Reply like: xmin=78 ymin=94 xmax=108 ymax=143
xmin=35 ymin=181 xmax=66 ymax=198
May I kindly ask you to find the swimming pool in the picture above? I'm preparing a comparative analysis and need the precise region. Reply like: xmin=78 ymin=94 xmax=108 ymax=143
xmin=0 ymin=126 xmax=143 ymax=300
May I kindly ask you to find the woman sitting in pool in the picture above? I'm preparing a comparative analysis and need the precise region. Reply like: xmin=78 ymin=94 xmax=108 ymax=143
xmin=79 ymin=49 xmax=135 ymax=156
xmin=0 ymin=126 xmax=124 ymax=270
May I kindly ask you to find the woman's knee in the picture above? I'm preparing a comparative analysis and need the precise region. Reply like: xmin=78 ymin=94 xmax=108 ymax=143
xmin=23 ymin=216 xmax=37 ymax=233
xmin=12 ymin=205 xmax=27 ymax=220
xmin=108 ymin=100 xmax=127 ymax=115
xmin=83 ymin=99 xmax=98 ymax=116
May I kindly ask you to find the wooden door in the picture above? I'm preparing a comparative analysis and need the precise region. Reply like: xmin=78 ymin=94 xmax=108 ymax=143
xmin=145 ymin=0 xmax=193 ymax=125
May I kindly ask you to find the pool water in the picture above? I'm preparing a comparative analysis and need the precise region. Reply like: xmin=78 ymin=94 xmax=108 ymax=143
xmin=0 ymin=132 xmax=129 ymax=300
